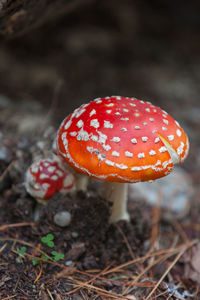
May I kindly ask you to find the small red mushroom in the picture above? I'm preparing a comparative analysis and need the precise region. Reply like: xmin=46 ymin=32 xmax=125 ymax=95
xmin=25 ymin=158 xmax=75 ymax=204
xmin=56 ymin=96 xmax=189 ymax=222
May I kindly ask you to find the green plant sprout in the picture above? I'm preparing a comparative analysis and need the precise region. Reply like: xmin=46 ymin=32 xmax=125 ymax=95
xmin=41 ymin=233 xmax=54 ymax=248
xmin=17 ymin=246 xmax=27 ymax=256
xmin=32 ymin=253 xmax=50 ymax=266
xmin=32 ymin=257 xmax=39 ymax=266
xmin=51 ymin=251 xmax=64 ymax=261
xmin=16 ymin=233 xmax=64 ymax=265
xmin=16 ymin=246 xmax=27 ymax=263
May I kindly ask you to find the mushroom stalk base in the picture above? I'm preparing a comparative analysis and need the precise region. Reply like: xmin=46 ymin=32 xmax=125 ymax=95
xmin=57 ymin=161 xmax=90 ymax=192
xmin=101 ymin=182 xmax=130 ymax=223
xmin=33 ymin=202 xmax=46 ymax=221
xmin=74 ymin=172 xmax=90 ymax=192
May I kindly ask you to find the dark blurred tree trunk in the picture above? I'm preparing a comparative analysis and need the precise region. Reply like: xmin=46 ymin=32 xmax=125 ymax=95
xmin=0 ymin=0 xmax=86 ymax=38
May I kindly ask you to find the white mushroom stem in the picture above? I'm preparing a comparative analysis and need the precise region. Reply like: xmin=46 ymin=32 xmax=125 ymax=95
xmin=54 ymin=158 xmax=90 ymax=192
xmin=74 ymin=172 xmax=90 ymax=192
xmin=34 ymin=201 xmax=47 ymax=221
xmin=101 ymin=182 xmax=130 ymax=222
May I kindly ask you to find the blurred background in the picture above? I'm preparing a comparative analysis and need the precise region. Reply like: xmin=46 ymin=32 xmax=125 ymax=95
xmin=0 ymin=0 xmax=199 ymax=177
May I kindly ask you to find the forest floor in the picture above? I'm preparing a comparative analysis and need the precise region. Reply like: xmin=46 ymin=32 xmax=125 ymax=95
xmin=0 ymin=90 xmax=200 ymax=300
xmin=0 ymin=1 xmax=200 ymax=299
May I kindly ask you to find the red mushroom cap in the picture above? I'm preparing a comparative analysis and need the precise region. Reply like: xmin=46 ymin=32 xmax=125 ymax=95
xmin=25 ymin=159 xmax=75 ymax=201
xmin=57 ymin=96 xmax=189 ymax=183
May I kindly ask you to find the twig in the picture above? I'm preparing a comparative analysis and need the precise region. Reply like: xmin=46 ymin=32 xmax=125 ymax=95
xmin=172 ymin=220 xmax=189 ymax=244
xmin=122 ymin=239 xmax=198 ymax=296
xmin=0 ymin=160 xmax=15 ymax=183
xmin=67 ymin=264 xmax=112 ymax=295
xmin=150 ymin=199 xmax=161 ymax=249
xmin=34 ymin=260 xmax=43 ymax=283
xmin=122 ymin=251 xmax=174 ymax=295
xmin=0 ymin=237 xmax=99 ymax=279
xmin=0 ymin=222 xmax=35 ymax=231
xmin=194 ymin=283 xmax=199 ymax=300
xmin=66 ymin=279 xmax=129 ymax=300
xmin=115 ymin=224 xmax=135 ymax=260
xmin=47 ymin=288 xmax=54 ymax=300
xmin=104 ymin=246 xmax=185 ymax=275
xmin=0 ymin=296 xmax=16 ymax=300
xmin=0 ymin=242 xmax=7 ymax=253
xmin=116 ymin=224 xmax=145 ymax=276
xmin=145 ymin=239 xmax=198 ymax=300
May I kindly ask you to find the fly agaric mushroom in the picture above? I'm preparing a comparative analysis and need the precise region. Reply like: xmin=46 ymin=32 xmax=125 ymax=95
xmin=25 ymin=158 xmax=75 ymax=204
xmin=56 ymin=96 xmax=189 ymax=222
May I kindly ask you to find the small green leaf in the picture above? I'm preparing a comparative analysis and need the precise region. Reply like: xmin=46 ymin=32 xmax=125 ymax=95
xmin=41 ymin=253 xmax=51 ymax=261
xmin=17 ymin=246 xmax=27 ymax=256
xmin=51 ymin=251 xmax=64 ymax=262
xmin=48 ymin=241 xmax=54 ymax=248
xmin=32 ymin=257 xmax=39 ymax=266
xmin=41 ymin=233 xmax=54 ymax=247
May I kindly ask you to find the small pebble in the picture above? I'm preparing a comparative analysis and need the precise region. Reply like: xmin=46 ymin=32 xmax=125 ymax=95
xmin=53 ymin=211 xmax=71 ymax=227
xmin=65 ymin=260 xmax=73 ymax=266
xmin=71 ymin=231 xmax=79 ymax=238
